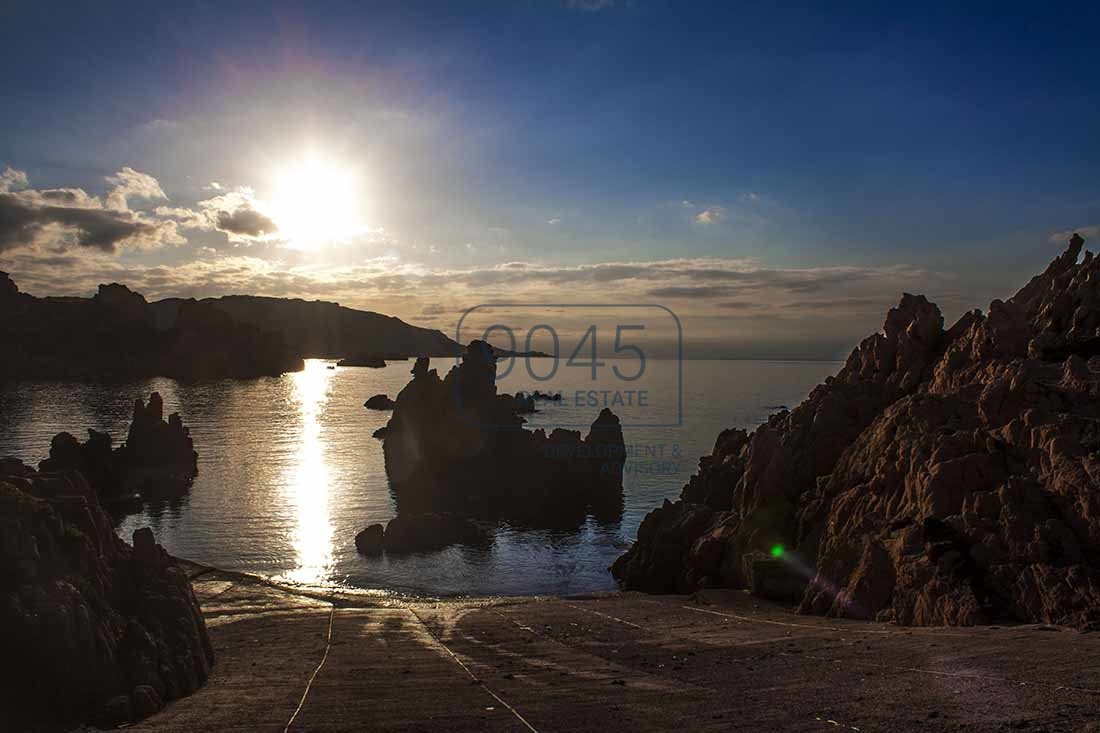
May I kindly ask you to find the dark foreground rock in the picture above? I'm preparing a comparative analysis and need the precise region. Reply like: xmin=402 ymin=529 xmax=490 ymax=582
xmin=614 ymin=234 xmax=1100 ymax=630
xmin=355 ymin=513 xmax=489 ymax=555
xmin=39 ymin=392 xmax=198 ymax=504
xmin=380 ymin=342 xmax=626 ymax=526
xmin=0 ymin=467 xmax=213 ymax=729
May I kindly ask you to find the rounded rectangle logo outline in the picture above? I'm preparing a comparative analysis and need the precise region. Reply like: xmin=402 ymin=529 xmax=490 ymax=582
xmin=455 ymin=303 xmax=683 ymax=428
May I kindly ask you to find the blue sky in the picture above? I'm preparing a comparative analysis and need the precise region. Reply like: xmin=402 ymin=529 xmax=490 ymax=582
xmin=1 ymin=1 xmax=1097 ymax=357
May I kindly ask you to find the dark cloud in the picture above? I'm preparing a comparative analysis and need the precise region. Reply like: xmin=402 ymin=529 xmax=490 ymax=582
xmin=0 ymin=192 xmax=164 ymax=253
xmin=215 ymin=207 xmax=277 ymax=237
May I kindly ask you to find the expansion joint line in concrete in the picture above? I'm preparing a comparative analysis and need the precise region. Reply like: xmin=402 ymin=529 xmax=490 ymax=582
xmin=562 ymin=602 xmax=647 ymax=630
xmin=283 ymin=603 xmax=336 ymax=732
xmin=406 ymin=608 xmax=539 ymax=732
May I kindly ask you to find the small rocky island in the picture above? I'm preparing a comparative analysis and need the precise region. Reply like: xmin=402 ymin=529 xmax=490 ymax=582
xmin=614 ymin=234 xmax=1100 ymax=630
xmin=39 ymin=392 xmax=198 ymax=509
xmin=375 ymin=340 xmax=626 ymax=534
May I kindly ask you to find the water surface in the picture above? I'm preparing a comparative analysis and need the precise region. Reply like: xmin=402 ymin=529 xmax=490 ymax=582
xmin=0 ymin=358 xmax=839 ymax=596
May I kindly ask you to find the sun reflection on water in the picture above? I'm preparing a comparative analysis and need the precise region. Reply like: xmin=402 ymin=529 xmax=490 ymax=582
xmin=282 ymin=360 xmax=335 ymax=585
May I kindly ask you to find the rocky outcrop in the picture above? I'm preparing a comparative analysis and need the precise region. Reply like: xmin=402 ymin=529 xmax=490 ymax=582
xmin=355 ymin=513 xmax=489 ymax=555
xmin=0 ymin=465 xmax=213 ymax=728
xmin=615 ymin=234 xmax=1100 ymax=630
xmin=39 ymin=392 xmax=197 ymax=505
xmin=186 ymin=295 xmax=459 ymax=359
xmin=364 ymin=394 xmax=396 ymax=410
xmin=380 ymin=342 xmax=626 ymax=526
xmin=0 ymin=278 xmax=303 ymax=380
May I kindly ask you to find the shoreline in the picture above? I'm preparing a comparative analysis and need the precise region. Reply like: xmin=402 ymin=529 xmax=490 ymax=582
xmin=132 ymin=557 xmax=1100 ymax=731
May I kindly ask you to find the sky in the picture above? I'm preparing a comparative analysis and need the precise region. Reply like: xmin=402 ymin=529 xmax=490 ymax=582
xmin=1 ymin=1 xmax=1098 ymax=358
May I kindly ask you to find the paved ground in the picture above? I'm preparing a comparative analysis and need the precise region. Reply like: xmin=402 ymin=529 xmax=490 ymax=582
xmin=135 ymin=565 xmax=1100 ymax=732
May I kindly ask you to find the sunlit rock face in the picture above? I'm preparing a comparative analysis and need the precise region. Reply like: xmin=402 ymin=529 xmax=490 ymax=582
xmin=0 ymin=466 xmax=213 ymax=729
xmin=380 ymin=341 xmax=626 ymax=528
xmin=615 ymin=234 xmax=1100 ymax=630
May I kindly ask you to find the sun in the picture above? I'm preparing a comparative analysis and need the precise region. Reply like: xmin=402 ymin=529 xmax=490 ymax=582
xmin=268 ymin=154 xmax=364 ymax=248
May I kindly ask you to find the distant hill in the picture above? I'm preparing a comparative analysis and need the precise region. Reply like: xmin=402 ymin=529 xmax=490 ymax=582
xmin=178 ymin=295 xmax=459 ymax=359
xmin=0 ymin=273 xmax=458 ymax=381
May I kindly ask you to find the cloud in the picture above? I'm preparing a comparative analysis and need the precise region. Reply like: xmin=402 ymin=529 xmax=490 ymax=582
xmin=694 ymin=206 xmax=727 ymax=225
xmin=781 ymin=298 xmax=877 ymax=310
xmin=0 ymin=167 xmax=181 ymax=253
xmin=215 ymin=207 xmax=277 ymax=237
xmin=105 ymin=166 xmax=167 ymax=211
xmin=547 ymin=217 xmax=561 ymax=225
xmin=0 ymin=167 xmax=29 ymax=192
xmin=157 ymin=187 xmax=278 ymax=242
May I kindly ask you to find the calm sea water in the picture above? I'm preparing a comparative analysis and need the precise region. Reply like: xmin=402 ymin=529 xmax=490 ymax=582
xmin=0 ymin=358 xmax=839 ymax=597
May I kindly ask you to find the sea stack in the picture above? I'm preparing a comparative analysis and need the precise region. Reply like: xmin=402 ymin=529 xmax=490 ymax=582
xmin=379 ymin=341 xmax=626 ymax=526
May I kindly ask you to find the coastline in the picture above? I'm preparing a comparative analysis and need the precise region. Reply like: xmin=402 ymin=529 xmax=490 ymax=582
xmin=133 ymin=557 xmax=1100 ymax=732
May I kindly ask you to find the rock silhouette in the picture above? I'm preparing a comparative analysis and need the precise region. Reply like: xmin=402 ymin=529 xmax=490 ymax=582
xmin=0 ymin=465 xmax=213 ymax=728
xmin=0 ymin=278 xmax=302 ymax=380
xmin=614 ymin=234 xmax=1100 ymax=630
xmin=0 ymin=276 xmax=460 ymax=381
xmin=187 ymin=296 xmax=458 ymax=359
xmin=39 ymin=392 xmax=198 ymax=505
xmin=355 ymin=513 xmax=489 ymax=554
xmin=364 ymin=394 xmax=396 ymax=410
xmin=338 ymin=354 xmax=386 ymax=367
xmin=380 ymin=341 xmax=626 ymax=526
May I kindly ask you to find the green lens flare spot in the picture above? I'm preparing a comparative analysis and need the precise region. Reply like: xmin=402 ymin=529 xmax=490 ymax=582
xmin=770 ymin=544 xmax=785 ymax=558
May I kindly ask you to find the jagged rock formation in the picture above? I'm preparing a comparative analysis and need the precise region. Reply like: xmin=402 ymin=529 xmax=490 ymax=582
xmin=39 ymin=392 xmax=197 ymax=505
xmin=614 ymin=235 xmax=1100 ymax=630
xmin=0 ymin=465 xmax=213 ymax=728
xmin=0 ymin=279 xmax=303 ymax=380
xmin=380 ymin=342 xmax=626 ymax=526
xmin=355 ymin=513 xmax=489 ymax=555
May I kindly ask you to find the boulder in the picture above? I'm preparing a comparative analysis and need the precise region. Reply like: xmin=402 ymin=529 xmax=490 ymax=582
xmin=382 ymin=513 xmax=489 ymax=553
xmin=355 ymin=524 xmax=385 ymax=554
xmin=364 ymin=394 xmax=396 ymax=410
xmin=355 ymin=514 xmax=488 ymax=554
xmin=614 ymin=234 xmax=1100 ymax=630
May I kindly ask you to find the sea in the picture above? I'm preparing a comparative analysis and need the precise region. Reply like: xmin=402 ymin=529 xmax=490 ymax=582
xmin=0 ymin=358 xmax=839 ymax=597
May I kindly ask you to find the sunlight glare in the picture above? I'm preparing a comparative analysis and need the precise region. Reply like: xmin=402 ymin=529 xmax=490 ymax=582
xmin=269 ymin=153 xmax=363 ymax=248
xmin=283 ymin=359 xmax=336 ymax=585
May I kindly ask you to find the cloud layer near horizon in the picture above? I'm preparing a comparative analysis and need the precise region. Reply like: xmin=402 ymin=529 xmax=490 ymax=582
xmin=0 ymin=164 xmax=1073 ymax=359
